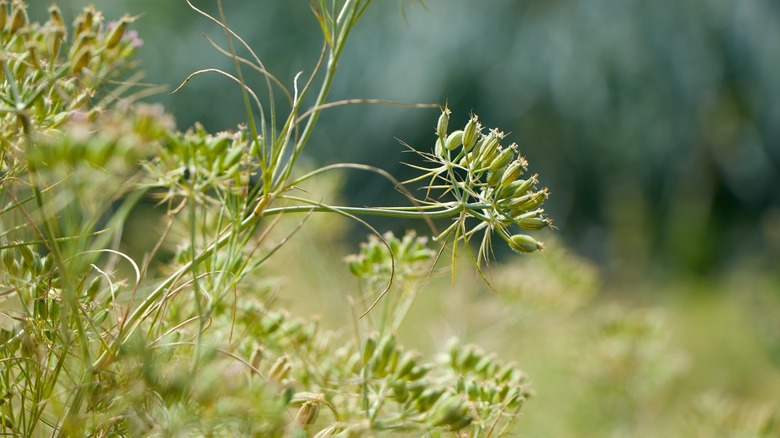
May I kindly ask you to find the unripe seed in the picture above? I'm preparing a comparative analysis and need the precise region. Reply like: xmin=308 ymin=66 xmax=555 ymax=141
xmin=516 ymin=216 xmax=551 ymax=231
xmin=408 ymin=363 xmax=432 ymax=380
xmin=48 ymin=4 xmax=64 ymax=28
xmin=489 ymin=145 xmax=515 ymax=171
xmin=436 ymin=107 xmax=451 ymax=141
xmin=395 ymin=351 xmax=418 ymax=379
xmin=2 ymin=250 xmax=16 ymax=272
xmin=250 ymin=345 xmax=264 ymax=369
xmin=294 ymin=401 xmax=320 ymax=427
xmin=462 ymin=115 xmax=480 ymax=151
xmin=508 ymin=234 xmax=544 ymax=253
xmin=105 ymin=15 xmax=132 ymax=49
xmin=415 ymin=387 xmax=445 ymax=412
xmin=499 ymin=160 xmax=524 ymax=187
xmin=19 ymin=245 xmax=34 ymax=269
xmin=486 ymin=168 xmax=504 ymax=187
xmin=392 ymin=380 xmax=410 ymax=403
xmin=0 ymin=1 xmax=7 ymax=31
xmin=445 ymin=130 xmax=464 ymax=151
xmin=268 ymin=355 xmax=291 ymax=383
xmin=9 ymin=4 xmax=27 ymax=35
xmin=508 ymin=189 xmax=547 ymax=213
xmin=362 ymin=333 xmax=377 ymax=364
xmin=466 ymin=379 xmax=479 ymax=401
xmin=430 ymin=395 xmax=471 ymax=429
xmin=70 ymin=47 xmax=91 ymax=74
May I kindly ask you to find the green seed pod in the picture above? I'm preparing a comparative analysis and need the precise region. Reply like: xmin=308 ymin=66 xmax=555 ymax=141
xmin=496 ymin=180 xmax=524 ymax=200
xmin=268 ymin=355 xmax=291 ymax=384
xmin=448 ymin=414 xmax=473 ymax=432
xmin=49 ymin=297 xmax=61 ymax=322
xmin=434 ymin=137 xmax=444 ymax=158
xmin=465 ymin=379 xmax=479 ymax=401
xmin=486 ymin=168 xmax=504 ymax=187
xmin=47 ymin=26 xmax=65 ymax=64
xmin=508 ymin=234 xmax=544 ymax=253
xmin=362 ymin=333 xmax=377 ymax=364
xmin=26 ymin=43 xmax=41 ymax=69
xmin=406 ymin=379 xmax=428 ymax=400
xmin=482 ymin=382 xmax=498 ymax=404
xmin=436 ymin=107 xmax=451 ymax=141
xmin=345 ymin=255 xmax=367 ymax=278
xmin=508 ymin=189 xmax=548 ymax=213
xmin=47 ymin=4 xmax=64 ymax=28
xmin=499 ymin=160 xmax=525 ymax=187
xmin=505 ymin=386 xmax=526 ymax=409
xmin=0 ymin=1 xmax=7 ymax=31
xmin=456 ymin=345 xmax=480 ymax=371
xmin=462 ymin=115 xmax=480 ymax=151
xmin=415 ymin=387 xmax=445 ymax=412
xmin=392 ymin=380 xmax=410 ymax=403
xmin=378 ymin=335 xmax=395 ymax=362
xmin=408 ymin=363 xmax=432 ymax=381
xmin=70 ymin=47 xmax=91 ymax=74
xmin=474 ymin=354 xmax=495 ymax=376
xmin=445 ymin=130 xmax=464 ymax=151
xmin=430 ymin=395 xmax=471 ymax=430
xmin=395 ymin=351 xmax=418 ymax=380
xmin=82 ymin=5 xmax=96 ymax=31
xmin=294 ymin=401 xmax=320 ymax=427
xmin=489 ymin=145 xmax=515 ymax=171
xmin=8 ymin=3 xmax=27 ymax=35
xmin=2 ymin=249 xmax=15 ymax=272
xmin=19 ymin=245 xmax=34 ymax=269
xmin=511 ymin=174 xmax=538 ymax=197
xmin=250 ymin=345 xmax=264 ymax=369
xmin=477 ymin=130 xmax=502 ymax=163
xmin=105 ymin=15 xmax=132 ymax=49
xmin=222 ymin=144 xmax=244 ymax=170
xmin=516 ymin=216 xmax=551 ymax=231
xmin=35 ymin=288 xmax=49 ymax=319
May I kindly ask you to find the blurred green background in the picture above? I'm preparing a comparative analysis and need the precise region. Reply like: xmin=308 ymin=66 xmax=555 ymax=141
xmin=28 ymin=1 xmax=780 ymax=436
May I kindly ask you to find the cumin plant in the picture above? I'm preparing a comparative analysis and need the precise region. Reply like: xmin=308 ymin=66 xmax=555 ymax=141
xmin=1 ymin=1 xmax=550 ymax=436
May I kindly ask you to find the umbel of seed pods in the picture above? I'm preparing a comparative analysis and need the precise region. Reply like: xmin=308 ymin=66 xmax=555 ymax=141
xmin=435 ymin=108 xmax=551 ymax=253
